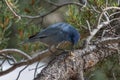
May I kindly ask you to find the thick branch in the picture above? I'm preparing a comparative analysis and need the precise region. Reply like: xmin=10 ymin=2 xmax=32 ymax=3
xmin=0 ymin=48 xmax=57 ymax=76
xmin=34 ymin=44 xmax=118 ymax=80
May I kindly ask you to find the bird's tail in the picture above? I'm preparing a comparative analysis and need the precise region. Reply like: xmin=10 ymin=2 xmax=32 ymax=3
xmin=19 ymin=32 xmax=41 ymax=45
xmin=19 ymin=37 xmax=39 ymax=45
xmin=19 ymin=39 xmax=30 ymax=45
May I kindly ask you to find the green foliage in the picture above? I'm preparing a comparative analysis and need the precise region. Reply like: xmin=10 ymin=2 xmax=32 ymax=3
xmin=0 ymin=1 xmax=12 ymax=49
xmin=65 ymin=0 xmax=118 ymax=48
xmin=66 ymin=0 xmax=118 ymax=32
xmin=0 ymin=0 xmax=47 ymax=54
xmin=85 ymin=55 xmax=120 ymax=80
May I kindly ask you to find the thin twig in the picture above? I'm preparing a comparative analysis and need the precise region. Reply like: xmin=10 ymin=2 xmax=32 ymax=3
xmin=5 ymin=0 xmax=21 ymax=20
xmin=91 ymin=5 xmax=100 ymax=13
xmin=0 ymin=59 xmax=6 ymax=66
xmin=112 ymin=73 xmax=117 ymax=80
xmin=0 ymin=49 xmax=31 ymax=59
xmin=21 ymin=2 xmax=83 ymax=19
xmin=86 ymin=7 xmax=120 ymax=46
xmin=98 ymin=7 xmax=120 ymax=25
xmin=29 ymin=64 xmax=46 ymax=71
xmin=0 ymin=49 xmax=53 ymax=76
xmin=86 ymin=21 xmax=109 ymax=46
xmin=103 ymin=11 xmax=110 ymax=21
xmin=16 ymin=65 xmax=29 ymax=80
xmin=34 ymin=62 xmax=40 ymax=78
xmin=105 ymin=0 xmax=108 ymax=8
xmin=45 ymin=0 xmax=59 ymax=6
xmin=5 ymin=1 xmax=83 ymax=19
xmin=0 ymin=54 xmax=16 ymax=63
xmin=96 ymin=37 xmax=120 ymax=45
xmin=5 ymin=0 xmax=83 ymax=19
xmin=109 ymin=11 xmax=120 ymax=18
xmin=86 ymin=20 xmax=92 ymax=35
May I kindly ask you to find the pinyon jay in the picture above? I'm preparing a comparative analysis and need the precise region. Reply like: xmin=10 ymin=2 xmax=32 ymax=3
xmin=22 ymin=22 xmax=80 ymax=50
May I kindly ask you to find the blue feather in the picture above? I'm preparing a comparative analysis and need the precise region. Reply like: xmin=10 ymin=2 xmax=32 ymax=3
xmin=23 ymin=22 xmax=80 ymax=47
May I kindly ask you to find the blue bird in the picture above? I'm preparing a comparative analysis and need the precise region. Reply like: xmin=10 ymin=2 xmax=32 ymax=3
xmin=22 ymin=22 xmax=80 ymax=50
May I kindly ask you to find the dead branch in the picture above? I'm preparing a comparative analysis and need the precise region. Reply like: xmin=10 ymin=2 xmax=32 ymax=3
xmin=5 ymin=0 xmax=21 ymax=20
xmin=5 ymin=0 xmax=83 ymax=19
xmin=0 ymin=49 xmax=31 ymax=59
xmin=0 ymin=48 xmax=57 ymax=76
xmin=21 ymin=2 xmax=82 ymax=18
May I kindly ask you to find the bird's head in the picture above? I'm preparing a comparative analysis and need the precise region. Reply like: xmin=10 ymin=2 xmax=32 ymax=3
xmin=71 ymin=31 xmax=80 ymax=45
xmin=59 ymin=23 xmax=80 ymax=45
xmin=69 ymin=28 xmax=80 ymax=45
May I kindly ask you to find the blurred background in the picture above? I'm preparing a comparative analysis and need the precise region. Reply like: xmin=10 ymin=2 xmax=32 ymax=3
xmin=0 ymin=0 xmax=120 ymax=80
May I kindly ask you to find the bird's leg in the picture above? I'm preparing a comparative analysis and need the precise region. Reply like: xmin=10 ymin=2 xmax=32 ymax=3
xmin=56 ymin=47 xmax=67 ymax=52
xmin=56 ymin=41 xmax=72 ymax=52
xmin=55 ymin=42 xmax=65 ymax=52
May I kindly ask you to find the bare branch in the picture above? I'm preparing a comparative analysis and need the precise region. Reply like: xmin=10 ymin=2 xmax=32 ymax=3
xmin=34 ymin=62 xmax=40 ymax=79
xmin=98 ymin=7 xmax=120 ymax=25
xmin=113 ymin=73 xmax=117 ymax=80
xmin=16 ymin=65 xmax=28 ymax=80
xmin=109 ymin=11 xmax=120 ymax=18
xmin=5 ymin=0 xmax=21 ymax=20
xmin=45 ymin=0 xmax=59 ymax=6
xmin=86 ymin=7 xmax=120 ymax=46
xmin=86 ymin=21 xmax=109 ymax=45
xmin=86 ymin=20 xmax=92 ymax=35
xmin=91 ymin=5 xmax=100 ymax=13
xmin=0 ymin=48 xmax=56 ymax=76
xmin=20 ymin=2 xmax=83 ymax=19
xmin=96 ymin=37 xmax=120 ymax=45
xmin=0 ymin=49 xmax=31 ymax=59
xmin=5 ymin=0 xmax=83 ymax=19
xmin=0 ymin=59 xmax=6 ymax=66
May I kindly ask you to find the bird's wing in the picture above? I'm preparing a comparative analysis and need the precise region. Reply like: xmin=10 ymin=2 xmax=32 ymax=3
xmin=29 ymin=27 xmax=63 ymax=40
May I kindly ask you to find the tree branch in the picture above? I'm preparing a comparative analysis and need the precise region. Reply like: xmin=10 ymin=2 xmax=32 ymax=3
xmin=5 ymin=0 xmax=83 ymax=19
xmin=0 ymin=48 xmax=56 ymax=76
xmin=0 ymin=49 xmax=31 ymax=59
xmin=5 ymin=0 xmax=21 ymax=20
xmin=96 ymin=37 xmax=120 ymax=45
xmin=21 ymin=2 xmax=83 ymax=19
xmin=34 ymin=44 xmax=118 ymax=80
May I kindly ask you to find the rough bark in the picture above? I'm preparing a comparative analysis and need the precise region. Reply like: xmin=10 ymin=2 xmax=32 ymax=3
xmin=34 ymin=44 xmax=118 ymax=80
